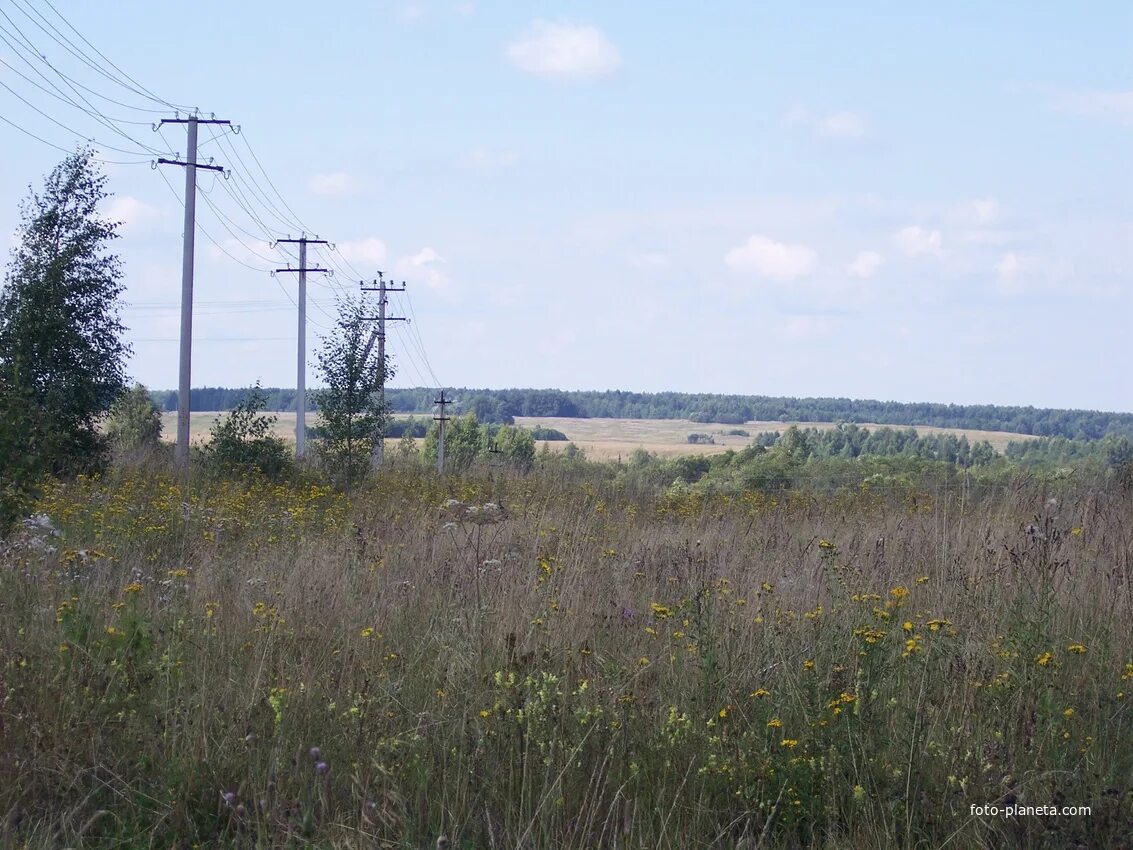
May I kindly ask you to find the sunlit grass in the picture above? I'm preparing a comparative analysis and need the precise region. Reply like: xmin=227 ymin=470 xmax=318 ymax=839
xmin=1 ymin=463 xmax=1130 ymax=848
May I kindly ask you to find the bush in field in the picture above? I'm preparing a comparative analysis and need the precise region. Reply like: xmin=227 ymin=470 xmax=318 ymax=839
xmin=105 ymin=383 xmax=162 ymax=455
xmin=203 ymin=383 xmax=291 ymax=479
xmin=530 ymin=425 xmax=568 ymax=441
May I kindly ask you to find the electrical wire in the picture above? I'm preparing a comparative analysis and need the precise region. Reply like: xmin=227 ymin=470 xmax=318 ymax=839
xmin=21 ymin=0 xmax=194 ymax=112
xmin=0 ymin=110 xmax=150 ymax=163
xmin=397 ymin=287 xmax=442 ymax=387
xmin=0 ymin=12 xmax=172 ymax=155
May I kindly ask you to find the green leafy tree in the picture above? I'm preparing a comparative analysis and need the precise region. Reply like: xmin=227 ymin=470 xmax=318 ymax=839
xmin=0 ymin=148 xmax=130 ymax=477
xmin=204 ymin=383 xmax=291 ymax=479
xmin=424 ymin=414 xmax=486 ymax=473
xmin=493 ymin=424 xmax=536 ymax=471
xmin=105 ymin=383 xmax=162 ymax=455
xmin=312 ymin=297 xmax=390 ymax=487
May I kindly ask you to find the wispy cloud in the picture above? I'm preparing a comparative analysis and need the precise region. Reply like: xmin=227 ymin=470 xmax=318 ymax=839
xmin=787 ymin=107 xmax=869 ymax=141
xmin=105 ymin=196 xmax=165 ymax=230
xmin=1034 ymin=85 xmax=1133 ymax=126
xmin=779 ymin=315 xmax=841 ymax=340
xmin=307 ymin=172 xmax=360 ymax=197
xmin=506 ymin=20 xmax=621 ymax=80
xmin=396 ymin=246 xmax=449 ymax=290
xmin=725 ymin=235 xmax=816 ymax=280
xmin=846 ymin=250 xmax=884 ymax=279
xmin=626 ymin=250 xmax=670 ymax=270
xmin=894 ymin=225 xmax=943 ymax=258
xmin=460 ymin=147 xmax=517 ymax=172
xmin=336 ymin=236 xmax=388 ymax=268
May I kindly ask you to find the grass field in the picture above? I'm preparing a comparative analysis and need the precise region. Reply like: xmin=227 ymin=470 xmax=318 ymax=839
xmin=161 ymin=412 xmax=1034 ymax=458
xmin=2 ymin=459 xmax=1130 ymax=848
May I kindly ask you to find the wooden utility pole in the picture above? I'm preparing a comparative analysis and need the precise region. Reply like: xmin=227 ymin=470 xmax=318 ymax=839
xmin=156 ymin=114 xmax=230 ymax=465
xmin=434 ymin=390 xmax=451 ymax=474
xmin=360 ymin=272 xmax=406 ymax=467
xmin=274 ymin=236 xmax=329 ymax=458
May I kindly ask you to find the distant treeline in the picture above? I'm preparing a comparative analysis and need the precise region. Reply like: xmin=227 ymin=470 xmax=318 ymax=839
xmin=151 ymin=387 xmax=1133 ymax=441
xmin=389 ymin=388 xmax=1133 ymax=440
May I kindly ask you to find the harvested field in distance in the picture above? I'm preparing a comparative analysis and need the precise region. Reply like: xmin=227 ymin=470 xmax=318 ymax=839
xmin=161 ymin=412 xmax=1034 ymax=457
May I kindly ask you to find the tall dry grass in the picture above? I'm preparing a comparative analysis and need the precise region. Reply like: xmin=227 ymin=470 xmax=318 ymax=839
xmin=1 ymin=461 xmax=1131 ymax=848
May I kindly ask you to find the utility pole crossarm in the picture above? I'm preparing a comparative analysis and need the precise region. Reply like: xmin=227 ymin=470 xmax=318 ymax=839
xmin=160 ymin=118 xmax=232 ymax=125
xmin=157 ymin=158 xmax=225 ymax=172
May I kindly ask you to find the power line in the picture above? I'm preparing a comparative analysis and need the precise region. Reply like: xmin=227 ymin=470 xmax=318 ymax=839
xmin=18 ymin=0 xmax=193 ymax=112
xmin=0 ymin=110 xmax=150 ymax=163
xmin=0 ymin=10 xmax=171 ymax=154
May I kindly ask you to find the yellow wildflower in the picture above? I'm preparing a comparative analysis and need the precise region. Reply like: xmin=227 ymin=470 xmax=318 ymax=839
xmin=767 ymin=718 xmax=783 ymax=728
xmin=1036 ymin=652 xmax=1055 ymax=668
xmin=780 ymin=739 xmax=799 ymax=749
xmin=1066 ymin=644 xmax=1086 ymax=654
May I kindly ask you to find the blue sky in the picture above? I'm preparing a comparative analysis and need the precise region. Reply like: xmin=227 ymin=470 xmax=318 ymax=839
xmin=1 ymin=0 xmax=1130 ymax=411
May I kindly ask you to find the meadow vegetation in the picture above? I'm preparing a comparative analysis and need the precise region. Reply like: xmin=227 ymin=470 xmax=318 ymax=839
xmin=2 ymin=448 xmax=1131 ymax=848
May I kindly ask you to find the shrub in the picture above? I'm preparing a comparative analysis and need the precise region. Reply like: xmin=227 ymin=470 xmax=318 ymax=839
xmin=530 ymin=426 xmax=569 ymax=441
xmin=105 ymin=383 xmax=162 ymax=456
xmin=203 ymin=384 xmax=292 ymax=479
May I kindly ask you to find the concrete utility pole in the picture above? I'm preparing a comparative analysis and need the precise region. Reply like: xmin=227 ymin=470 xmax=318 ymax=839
xmin=434 ymin=389 xmax=451 ymax=474
xmin=157 ymin=114 xmax=230 ymax=465
xmin=274 ymin=236 xmax=329 ymax=458
xmin=360 ymin=272 xmax=406 ymax=467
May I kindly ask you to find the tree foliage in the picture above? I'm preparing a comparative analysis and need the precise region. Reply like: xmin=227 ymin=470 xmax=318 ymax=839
xmin=0 ymin=148 xmax=129 ymax=477
xmin=423 ymin=415 xmax=537 ymax=472
xmin=203 ymin=384 xmax=291 ymax=479
xmin=312 ymin=298 xmax=390 ymax=487
xmin=106 ymin=383 xmax=162 ymax=456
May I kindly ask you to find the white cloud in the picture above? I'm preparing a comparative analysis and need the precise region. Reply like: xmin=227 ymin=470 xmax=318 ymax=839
xmin=506 ymin=20 xmax=621 ymax=80
xmin=894 ymin=225 xmax=943 ymax=258
xmin=395 ymin=246 xmax=448 ymax=290
xmin=968 ymin=198 xmax=1000 ymax=225
xmin=105 ymin=196 xmax=164 ymax=230
xmin=725 ymin=235 xmax=816 ymax=280
xmin=307 ymin=172 xmax=359 ymax=197
xmin=1037 ymin=85 xmax=1133 ymax=126
xmin=994 ymin=251 xmax=1029 ymax=294
xmin=996 ymin=251 xmax=1021 ymax=278
xmin=787 ymin=107 xmax=868 ymax=141
xmin=818 ymin=111 xmax=867 ymax=140
xmin=336 ymin=237 xmax=388 ymax=268
xmin=846 ymin=250 xmax=884 ymax=278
